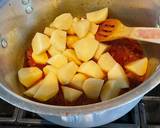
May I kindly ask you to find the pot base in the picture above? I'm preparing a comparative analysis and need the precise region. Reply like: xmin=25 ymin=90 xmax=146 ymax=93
xmin=39 ymin=97 xmax=142 ymax=127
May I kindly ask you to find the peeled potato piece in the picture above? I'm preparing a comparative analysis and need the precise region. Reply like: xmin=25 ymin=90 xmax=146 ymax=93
xmin=18 ymin=67 xmax=42 ymax=88
xmin=70 ymin=73 xmax=88 ymax=90
xmin=44 ymin=27 xmax=55 ymax=36
xmin=100 ymin=80 xmax=121 ymax=101
xmin=57 ymin=62 xmax=78 ymax=85
xmin=94 ymin=43 xmax=109 ymax=60
xmin=48 ymin=46 xmax=61 ymax=57
xmin=74 ymin=37 xmax=99 ymax=62
xmin=98 ymin=52 xmax=117 ymax=72
xmin=82 ymin=78 xmax=104 ymax=99
xmin=34 ymin=72 xmax=59 ymax=102
xmin=89 ymin=22 xmax=99 ymax=35
xmin=108 ymin=63 xmax=128 ymax=83
xmin=50 ymin=30 xmax=67 ymax=51
xmin=78 ymin=60 xmax=105 ymax=79
xmin=67 ymin=17 xmax=80 ymax=35
xmin=24 ymin=81 xmax=41 ymax=98
xmin=66 ymin=36 xmax=79 ymax=49
xmin=86 ymin=7 xmax=108 ymax=24
xmin=73 ymin=19 xmax=90 ymax=38
xmin=62 ymin=86 xmax=82 ymax=102
xmin=125 ymin=57 xmax=148 ymax=76
xmin=50 ymin=13 xmax=73 ymax=30
xmin=47 ymin=54 xmax=68 ymax=68
xmin=32 ymin=33 xmax=51 ymax=54
xmin=32 ymin=52 xmax=48 ymax=64
xmin=43 ymin=65 xmax=58 ymax=75
xmin=63 ymin=49 xmax=82 ymax=65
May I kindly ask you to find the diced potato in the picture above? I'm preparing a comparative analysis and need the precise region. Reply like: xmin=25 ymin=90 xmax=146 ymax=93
xmin=48 ymin=46 xmax=61 ymax=57
xmin=82 ymin=78 xmax=104 ymax=99
xmin=18 ymin=67 xmax=42 ymax=88
xmin=108 ymin=63 xmax=128 ymax=82
xmin=61 ymin=86 xmax=82 ymax=102
xmin=63 ymin=49 xmax=82 ymax=65
xmin=98 ymin=52 xmax=117 ymax=72
xmin=24 ymin=81 xmax=41 ymax=98
xmin=43 ymin=65 xmax=58 ymax=75
xmin=70 ymin=73 xmax=88 ymax=90
xmin=50 ymin=30 xmax=67 ymax=51
xmin=74 ymin=37 xmax=99 ymax=62
xmin=125 ymin=57 xmax=148 ymax=76
xmin=34 ymin=72 xmax=59 ymax=101
xmin=67 ymin=17 xmax=80 ymax=35
xmin=94 ymin=43 xmax=109 ymax=60
xmin=89 ymin=22 xmax=99 ymax=35
xmin=85 ymin=32 xmax=95 ymax=38
xmin=100 ymin=80 xmax=121 ymax=101
xmin=32 ymin=52 xmax=48 ymax=64
xmin=50 ymin=13 xmax=73 ymax=30
xmin=44 ymin=27 xmax=55 ymax=36
xmin=86 ymin=7 xmax=108 ymax=24
xmin=145 ymin=58 xmax=160 ymax=78
xmin=32 ymin=33 xmax=51 ymax=54
xmin=73 ymin=19 xmax=90 ymax=38
xmin=67 ymin=26 xmax=75 ymax=35
xmin=47 ymin=54 xmax=68 ymax=68
xmin=66 ymin=35 xmax=79 ymax=49
xmin=78 ymin=60 xmax=105 ymax=79
xmin=57 ymin=62 xmax=78 ymax=85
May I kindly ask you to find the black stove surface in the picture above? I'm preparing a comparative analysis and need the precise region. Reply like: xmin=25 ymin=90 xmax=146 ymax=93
xmin=0 ymin=86 xmax=160 ymax=128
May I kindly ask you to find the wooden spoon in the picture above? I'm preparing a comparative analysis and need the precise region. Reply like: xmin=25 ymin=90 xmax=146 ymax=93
xmin=96 ymin=19 xmax=160 ymax=44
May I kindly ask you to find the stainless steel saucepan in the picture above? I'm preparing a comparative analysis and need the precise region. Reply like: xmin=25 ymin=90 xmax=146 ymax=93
xmin=0 ymin=0 xmax=160 ymax=127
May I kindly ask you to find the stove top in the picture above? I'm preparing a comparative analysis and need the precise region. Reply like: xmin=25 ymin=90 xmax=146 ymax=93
xmin=0 ymin=86 xmax=160 ymax=128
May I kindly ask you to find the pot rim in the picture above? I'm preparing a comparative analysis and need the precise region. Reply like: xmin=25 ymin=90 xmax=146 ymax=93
xmin=0 ymin=66 xmax=160 ymax=116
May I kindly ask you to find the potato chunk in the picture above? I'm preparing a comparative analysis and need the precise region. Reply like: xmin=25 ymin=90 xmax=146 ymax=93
xmin=32 ymin=33 xmax=50 ymax=54
xmin=57 ymin=62 xmax=78 ymax=85
xmin=34 ymin=72 xmax=59 ymax=101
xmin=47 ymin=54 xmax=68 ymax=68
xmin=63 ymin=49 xmax=82 ymax=65
xmin=18 ymin=67 xmax=42 ymax=88
xmin=50 ymin=30 xmax=67 ymax=51
xmin=100 ymin=80 xmax=121 ymax=101
xmin=98 ymin=52 xmax=117 ymax=72
xmin=108 ymin=63 xmax=128 ymax=83
xmin=62 ymin=86 xmax=82 ymax=102
xmin=43 ymin=65 xmax=58 ymax=75
xmin=24 ymin=81 xmax=41 ymax=98
xmin=73 ymin=19 xmax=90 ymax=38
xmin=82 ymin=78 xmax=104 ymax=99
xmin=94 ymin=43 xmax=109 ymax=60
xmin=70 ymin=73 xmax=88 ymax=90
xmin=51 ymin=13 xmax=73 ymax=30
xmin=86 ymin=7 xmax=108 ymax=24
xmin=44 ymin=27 xmax=55 ymax=36
xmin=78 ymin=60 xmax=105 ymax=79
xmin=74 ymin=37 xmax=99 ymax=62
xmin=32 ymin=52 xmax=48 ymax=64
xmin=125 ymin=57 xmax=148 ymax=76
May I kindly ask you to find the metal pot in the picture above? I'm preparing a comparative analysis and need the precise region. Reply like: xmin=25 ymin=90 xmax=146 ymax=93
xmin=0 ymin=0 xmax=160 ymax=127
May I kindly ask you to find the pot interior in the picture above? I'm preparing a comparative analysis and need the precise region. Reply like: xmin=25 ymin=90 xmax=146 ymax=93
xmin=0 ymin=0 xmax=160 ymax=101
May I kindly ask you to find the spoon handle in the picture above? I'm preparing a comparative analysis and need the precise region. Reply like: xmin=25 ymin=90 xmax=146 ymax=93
xmin=128 ymin=27 xmax=160 ymax=44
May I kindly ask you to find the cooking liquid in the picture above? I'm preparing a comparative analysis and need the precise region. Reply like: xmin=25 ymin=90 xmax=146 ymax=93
xmin=24 ymin=38 xmax=145 ymax=106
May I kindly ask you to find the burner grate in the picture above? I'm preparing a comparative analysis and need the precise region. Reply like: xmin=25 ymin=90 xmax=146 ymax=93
xmin=0 ymin=100 xmax=18 ymax=123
